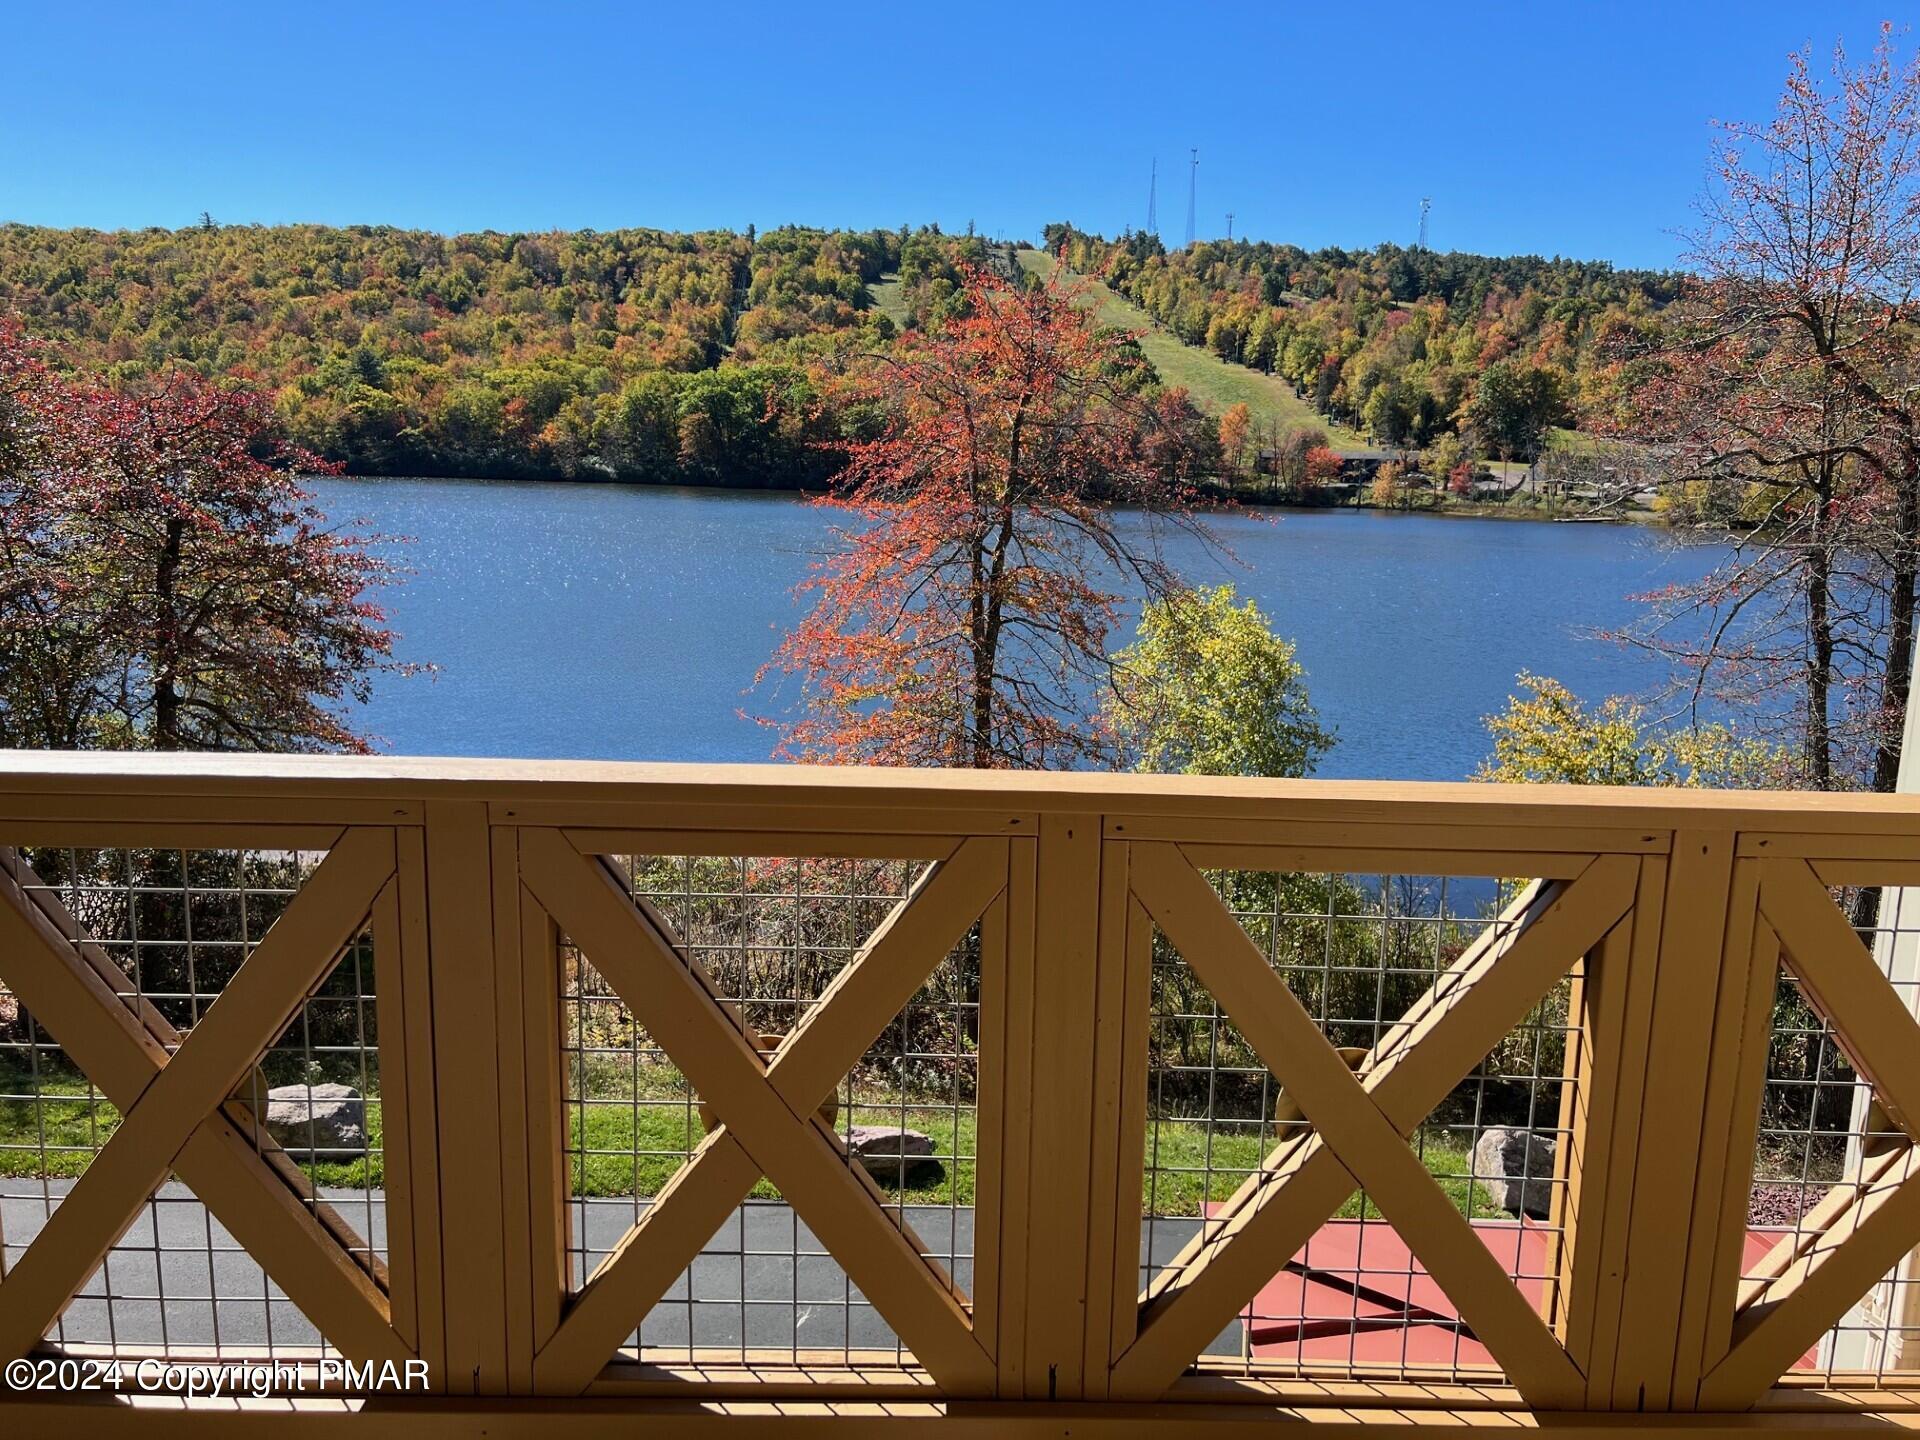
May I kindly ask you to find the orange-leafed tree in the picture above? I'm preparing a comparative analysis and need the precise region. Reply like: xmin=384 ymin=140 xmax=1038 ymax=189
xmin=761 ymin=265 xmax=1218 ymax=768
xmin=1217 ymin=402 xmax=1253 ymax=485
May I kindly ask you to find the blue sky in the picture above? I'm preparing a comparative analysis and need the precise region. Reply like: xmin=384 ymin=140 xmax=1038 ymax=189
xmin=2 ymin=2 xmax=1903 ymax=268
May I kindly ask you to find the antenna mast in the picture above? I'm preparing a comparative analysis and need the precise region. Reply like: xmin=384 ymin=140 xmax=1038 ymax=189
xmin=1225 ymin=212 xmax=1234 ymax=242
xmin=1146 ymin=158 xmax=1158 ymax=237
xmin=1184 ymin=148 xmax=1198 ymax=248
xmin=1417 ymin=197 xmax=1431 ymax=250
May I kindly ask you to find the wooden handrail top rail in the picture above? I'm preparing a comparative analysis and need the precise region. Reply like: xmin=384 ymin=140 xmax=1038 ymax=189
xmin=2 ymin=749 xmax=1920 ymax=836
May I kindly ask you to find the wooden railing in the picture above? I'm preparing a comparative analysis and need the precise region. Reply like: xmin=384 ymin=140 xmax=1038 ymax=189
xmin=2 ymin=753 xmax=1920 ymax=1435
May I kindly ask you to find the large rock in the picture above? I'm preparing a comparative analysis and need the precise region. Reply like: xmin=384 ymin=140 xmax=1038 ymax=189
xmin=844 ymin=1125 xmax=940 ymax=1187
xmin=1473 ymin=1127 xmax=1558 ymax=1219
xmin=263 ymin=1083 xmax=366 ymax=1157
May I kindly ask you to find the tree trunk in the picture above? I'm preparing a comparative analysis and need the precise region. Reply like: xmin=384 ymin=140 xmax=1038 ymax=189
xmin=969 ymin=410 xmax=1023 ymax=770
xmin=970 ymin=607 xmax=995 ymax=771
xmin=1870 ymin=466 xmax=1920 ymax=794
xmin=1805 ymin=487 xmax=1835 ymax=789
xmin=972 ymin=504 xmax=1015 ymax=770
xmin=152 ymin=516 xmax=185 ymax=750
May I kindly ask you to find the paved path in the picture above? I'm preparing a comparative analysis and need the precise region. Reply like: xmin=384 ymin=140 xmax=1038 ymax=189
xmin=6 ymin=1182 xmax=1234 ymax=1357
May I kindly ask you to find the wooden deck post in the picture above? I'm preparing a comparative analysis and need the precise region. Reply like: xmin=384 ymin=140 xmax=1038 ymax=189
xmin=518 ymin=882 xmax=570 ymax=1370
xmin=1544 ymin=907 xmax=1634 ymax=1388
xmin=1571 ymin=833 xmax=1774 ymax=1410
xmin=1002 ymin=812 xmax=1115 ymax=1400
xmin=416 ymin=800 xmax=513 ymax=1395
xmin=986 ymin=836 xmax=1036 ymax=1397
xmin=375 ymin=828 xmax=446 ymax=1376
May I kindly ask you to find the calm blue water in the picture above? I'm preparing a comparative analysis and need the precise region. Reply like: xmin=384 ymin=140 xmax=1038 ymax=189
xmin=310 ymin=477 xmax=1732 ymax=782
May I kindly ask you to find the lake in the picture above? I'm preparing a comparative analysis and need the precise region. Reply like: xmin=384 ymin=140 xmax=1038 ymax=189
xmin=310 ymin=476 xmax=1732 ymax=782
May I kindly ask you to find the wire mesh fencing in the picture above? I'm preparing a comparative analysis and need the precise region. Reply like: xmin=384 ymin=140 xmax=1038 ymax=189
xmin=558 ymin=852 xmax=980 ymax=1368
xmin=19 ymin=833 xmax=1918 ymax=1395
xmin=1743 ymin=880 xmax=1920 ymax=1383
xmin=0 ymin=844 xmax=389 ymax=1361
xmin=1139 ymin=869 xmax=1576 ymax=1383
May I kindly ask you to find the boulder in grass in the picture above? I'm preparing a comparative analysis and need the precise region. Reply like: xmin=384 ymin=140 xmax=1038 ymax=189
xmin=264 ymin=1083 xmax=366 ymax=1157
xmin=1472 ymin=1127 xmax=1558 ymax=1219
xmin=844 ymin=1125 xmax=940 ymax=1187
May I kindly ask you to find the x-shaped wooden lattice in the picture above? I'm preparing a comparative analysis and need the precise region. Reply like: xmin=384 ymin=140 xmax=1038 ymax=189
xmin=1110 ymin=843 xmax=1641 ymax=1406
xmin=519 ymin=829 xmax=1007 ymax=1396
xmin=0 ymin=828 xmax=408 ymax=1365
xmin=1696 ymin=857 xmax=1920 ymax=1407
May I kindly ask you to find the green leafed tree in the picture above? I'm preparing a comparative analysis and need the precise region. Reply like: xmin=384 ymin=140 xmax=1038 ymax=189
xmin=1478 ymin=672 xmax=1862 ymax=1148
xmin=1464 ymin=359 xmax=1573 ymax=462
xmin=1476 ymin=672 xmax=1795 ymax=788
xmin=1104 ymin=584 xmax=1333 ymax=778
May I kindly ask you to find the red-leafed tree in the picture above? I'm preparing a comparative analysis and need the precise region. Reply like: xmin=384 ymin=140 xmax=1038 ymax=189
xmin=1303 ymin=445 xmax=1344 ymax=494
xmin=0 ymin=321 xmax=414 ymax=752
xmin=1616 ymin=28 xmax=1920 ymax=791
xmin=0 ymin=324 xmax=112 ymax=749
xmin=760 ymin=265 xmax=1218 ymax=768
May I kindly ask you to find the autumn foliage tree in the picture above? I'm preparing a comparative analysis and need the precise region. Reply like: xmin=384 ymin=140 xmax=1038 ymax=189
xmin=1303 ymin=445 xmax=1344 ymax=495
xmin=0 ymin=322 xmax=412 ymax=752
xmin=1479 ymin=673 xmax=1795 ymax=788
xmin=1105 ymin=585 xmax=1332 ymax=779
xmin=1618 ymin=29 xmax=1920 ymax=791
xmin=1217 ymin=402 xmax=1253 ymax=484
xmin=1369 ymin=460 xmax=1413 ymax=510
xmin=761 ymin=265 xmax=1217 ymax=767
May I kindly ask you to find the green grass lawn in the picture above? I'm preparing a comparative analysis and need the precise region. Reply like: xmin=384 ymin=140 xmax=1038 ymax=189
xmin=1545 ymin=426 xmax=1602 ymax=456
xmin=1015 ymin=249 xmax=1369 ymax=452
xmin=2 ymin=1070 xmax=1504 ymax=1219
xmin=566 ymin=1098 xmax=978 ymax=1206
xmin=0 ymin=1073 xmax=387 ymax=1188
xmin=865 ymin=272 xmax=909 ymax=328
xmin=1144 ymin=1118 xmax=1505 ymax=1220
xmin=0 ymin=1079 xmax=121 ymax=1178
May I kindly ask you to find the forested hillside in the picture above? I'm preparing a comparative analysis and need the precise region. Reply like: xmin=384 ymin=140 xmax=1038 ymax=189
xmin=0 ymin=218 xmax=1683 ymax=481
xmin=1043 ymin=223 xmax=1682 ymax=459
xmin=0 ymin=221 xmax=999 ymax=482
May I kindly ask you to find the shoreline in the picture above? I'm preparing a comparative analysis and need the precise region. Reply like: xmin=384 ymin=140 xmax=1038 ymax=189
xmin=315 ymin=470 xmax=1665 ymax=526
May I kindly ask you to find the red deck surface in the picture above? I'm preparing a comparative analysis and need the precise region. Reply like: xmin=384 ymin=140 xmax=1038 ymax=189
xmin=1202 ymin=1212 xmax=1817 ymax=1370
